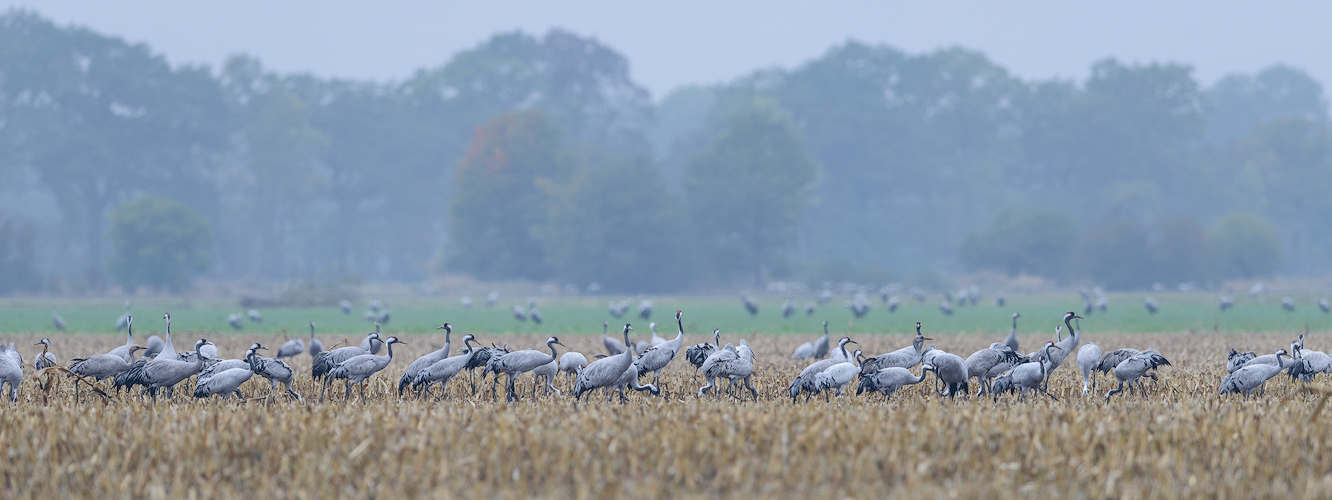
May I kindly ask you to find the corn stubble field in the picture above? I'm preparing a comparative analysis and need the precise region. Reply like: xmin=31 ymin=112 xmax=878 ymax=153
xmin=4 ymin=328 xmax=1332 ymax=499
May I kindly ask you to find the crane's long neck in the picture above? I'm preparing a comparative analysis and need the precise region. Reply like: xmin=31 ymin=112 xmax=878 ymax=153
xmin=1064 ymin=316 xmax=1076 ymax=342
xmin=677 ymin=316 xmax=685 ymax=340
xmin=713 ymin=330 xmax=720 ymax=346
xmin=914 ymin=368 xmax=928 ymax=384
xmin=839 ymin=341 xmax=850 ymax=361
xmin=443 ymin=329 xmax=452 ymax=354
xmin=385 ymin=342 xmax=396 ymax=360
xmin=546 ymin=341 xmax=558 ymax=363
xmin=309 ymin=324 xmax=316 ymax=341
xmin=623 ymin=329 xmax=634 ymax=358
xmin=125 ymin=323 xmax=133 ymax=347
xmin=1040 ymin=345 xmax=1052 ymax=378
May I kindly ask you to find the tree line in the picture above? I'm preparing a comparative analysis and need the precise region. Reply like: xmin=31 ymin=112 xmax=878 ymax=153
xmin=0 ymin=10 xmax=1327 ymax=293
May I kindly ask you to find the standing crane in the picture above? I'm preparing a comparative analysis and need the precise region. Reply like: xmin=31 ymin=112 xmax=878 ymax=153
xmin=339 ymin=299 xmax=353 ymax=314
xmin=1102 ymin=349 xmax=1170 ymax=401
xmin=413 ymin=334 xmax=480 ymax=399
xmin=602 ymin=321 xmax=626 ymax=356
xmin=1144 ymin=297 xmax=1159 ymax=315
xmin=68 ymin=345 xmax=144 ymax=402
xmin=33 ymin=338 xmax=56 ymax=370
xmin=398 ymin=324 xmax=454 ymax=396
xmin=790 ymin=337 xmax=856 ymax=402
xmin=1288 ymin=345 xmax=1332 ymax=382
xmin=194 ymin=344 xmax=258 ymax=399
xmin=574 ymin=324 xmax=637 ymax=402
xmin=1004 ymin=313 xmax=1021 ymax=352
xmin=993 ymin=341 xmax=1059 ymax=402
xmin=51 ymin=310 xmax=66 ymax=330
xmin=248 ymin=343 xmax=301 ymax=400
xmin=312 ymin=332 xmax=380 ymax=400
xmin=488 ymin=336 xmax=564 ymax=402
xmin=307 ymin=322 xmax=323 ymax=358
xmin=859 ymin=323 xmax=931 ymax=374
xmin=0 ymin=343 xmax=22 ymax=402
xmin=109 ymin=316 xmax=137 ymax=363
xmin=741 ymin=293 xmax=759 ymax=316
xmin=964 ymin=343 xmax=1023 ymax=395
xmin=925 ymin=351 xmax=969 ymax=397
xmin=1077 ymin=342 xmax=1103 ymax=395
xmin=812 ymin=354 xmax=861 ymax=402
xmin=144 ymin=339 xmax=211 ymax=400
xmin=557 ymin=351 xmax=587 ymax=390
xmin=116 ymin=301 xmax=132 ymax=331
xmin=1220 ymin=348 xmax=1288 ymax=398
xmin=328 ymin=336 xmax=405 ymax=402
xmin=649 ymin=322 xmax=667 ymax=346
xmin=363 ymin=323 xmax=384 ymax=354
xmin=634 ymin=310 xmax=685 ymax=387
xmin=792 ymin=321 xmax=831 ymax=360
xmin=685 ymin=329 xmax=720 ymax=379
xmin=276 ymin=335 xmax=305 ymax=359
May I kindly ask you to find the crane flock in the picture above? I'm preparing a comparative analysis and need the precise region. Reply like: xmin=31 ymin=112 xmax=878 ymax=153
xmin=2 ymin=297 xmax=1327 ymax=408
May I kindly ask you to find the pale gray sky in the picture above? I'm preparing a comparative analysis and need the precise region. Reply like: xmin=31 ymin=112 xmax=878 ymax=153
xmin=4 ymin=1 xmax=1329 ymax=99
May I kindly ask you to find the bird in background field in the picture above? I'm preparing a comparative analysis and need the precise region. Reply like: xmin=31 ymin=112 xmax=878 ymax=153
xmin=792 ymin=321 xmax=831 ymax=360
xmin=339 ymin=300 xmax=353 ymax=314
xmin=247 ymin=309 xmax=263 ymax=323
xmin=227 ymin=313 xmax=244 ymax=330
xmin=51 ymin=310 xmax=66 ymax=331
xmin=307 ymin=322 xmax=323 ymax=358
xmin=1144 ymin=297 xmax=1158 ymax=315
xmin=1282 ymin=297 xmax=1296 ymax=312
xmin=1004 ymin=313 xmax=1021 ymax=352
xmin=602 ymin=321 xmax=625 ymax=356
xmin=115 ymin=301 xmax=132 ymax=331
xmin=741 ymin=293 xmax=759 ymax=316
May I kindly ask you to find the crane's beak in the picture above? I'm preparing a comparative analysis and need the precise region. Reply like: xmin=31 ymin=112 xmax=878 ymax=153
xmin=923 ymin=337 xmax=933 ymax=341
xmin=848 ymin=340 xmax=858 ymax=345
xmin=258 ymin=346 xmax=268 ymax=350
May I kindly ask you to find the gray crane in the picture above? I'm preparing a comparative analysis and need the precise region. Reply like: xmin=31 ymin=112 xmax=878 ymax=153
xmin=460 ymin=296 xmax=472 ymax=309
xmin=247 ymin=343 xmax=301 ymax=400
xmin=857 ymin=364 xmax=930 ymax=400
xmin=465 ymin=343 xmax=507 ymax=394
xmin=486 ymin=290 xmax=500 ymax=307
xmin=228 ymin=313 xmax=244 ymax=330
xmin=247 ymin=309 xmax=263 ymax=323
xmin=685 ymin=329 xmax=720 ymax=379
xmin=489 ymin=336 xmax=564 ymax=402
xmin=0 ymin=343 xmax=22 ymax=402
xmin=1221 ymin=348 xmax=1288 ymax=398
xmin=782 ymin=299 xmax=797 ymax=318
xmin=158 ymin=312 xmax=181 ymax=361
xmin=964 ymin=343 xmax=1023 ymax=395
xmin=329 ymin=336 xmax=405 ymax=402
xmin=1144 ymin=297 xmax=1158 ymax=315
xmin=790 ymin=337 xmax=856 ymax=402
xmin=109 ymin=316 xmax=137 ymax=363
xmin=531 ymin=358 xmax=560 ymax=397
xmin=634 ymin=310 xmax=685 ymax=387
xmin=886 ymin=296 xmax=901 ymax=313
xmin=937 ymin=300 xmax=953 ymax=316
xmin=1227 ymin=348 xmax=1257 ymax=373
xmin=792 ymin=321 xmax=831 ymax=360
xmin=649 ymin=322 xmax=667 ymax=346
xmin=312 ymin=332 xmax=380 ymax=399
xmin=574 ymin=324 xmax=637 ymax=402
xmin=859 ymin=323 xmax=931 ymax=375
xmin=638 ymin=299 xmax=653 ymax=320
xmin=530 ymin=307 xmax=544 ymax=325
xmin=276 ymin=336 xmax=305 ymax=359
xmin=805 ymin=302 xmax=816 ymax=316
xmin=33 ymin=338 xmax=56 ymax=370
xmin=512 ymin=305 xmax=528 ymax=322
xmin=1320 ymin=298 xmax=1331 ymax=314
xmin=812 ymin=355 xmax=860 ymax=402
xmin=115 ymin=301 xmax=132 ymax=331
xmin=144 ymin=339 xmax=211 ymax=400
xmin=398 ymin=324 xmax=455 ymax=396
xmin=414 ymin=334 xmax=480 ymax=399
xmin=602 ymin=321 xmax=626 ymax=355
xmin=741 ymin=293 xmax=759 ymax=316
xmin=339 ymin=299 xmax=353 ymax=314
xmin=1048 ymin=312 xmax=1083 ymax=373
xmin=557 ymin=351 xmax=587 ymax=389
xmin=307 ymin=322 xmax=323 ymax=358
xmin=1077 ymin=342 xmax=1103 ymax=395
xmin=68 ymin=345 xmax=144 ymax=402
xmin=1219 ymin=295 xmax=1235 ymax=311
xmin=362 ymin=323 xmax=384 ymax=354
xmin=1288 ymin=345 xmax=1331 ymax=382
xmin=1104 ymin=350 xmax=1170 ymax=401
xmin=1004 ymin=313 xmax=1021 ymax=352
xmin=51 ymin=310 xmax=66 ymax=330
xmin=994 ymin=341 xmax=1059 ymax=402
xmin=605 ymin=355 xmax=661 ymax=401
xmin=1243 ymin=341 xmax=1299 ymax=369
xmin=923 ymin=351 xmax=968 ymax=397
xmin=194 ymin=344 xmax=258 ymax=399
xmin=143 ymin=335 xmax=164 ymax=360
xmin=1282 ymin=297 xmax=1296 ymax=312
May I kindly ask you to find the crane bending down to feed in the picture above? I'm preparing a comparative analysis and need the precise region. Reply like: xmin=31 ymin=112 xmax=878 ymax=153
xmin=790 ymin=337 xmax=856 ymax=402
xmin=858 ymin=364 xmax=931 ymax=400
xmin=685 ymin=328 xmax=720 ymax=379
xmin=992 ymin=341 xmax=1059 ymax=402
xmin=1077 ymin=342 xmax=1103 ymax=395
xmin=1104 ymin=349 xmax=1170 ymax=401
xmin=68 ymin=345 xmax=145 ymax=403
xmin=248 ymin=343 xmax=302 ymax=400
xmin=1220 ymin=348 xmax=1289 ymax=399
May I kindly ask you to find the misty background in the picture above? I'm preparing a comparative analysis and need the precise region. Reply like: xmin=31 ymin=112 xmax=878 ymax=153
xmin=0 ymin=7 xmax=1329 ymax=296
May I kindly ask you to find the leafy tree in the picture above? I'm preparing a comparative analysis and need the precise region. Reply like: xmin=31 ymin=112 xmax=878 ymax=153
xmin=540 ymin=158 xmax=688 ymax=292
xmin=959 ymin=208 xmax=1076 ymax=279
xmin=0 ymin=11 xmax=228 ymax=286
xmin=448 ymin=111 xmax=573 ymax=280
xmin=1207 ymin=65 xmax=1329 ymax=144
xmin=1208 ymin=212 xmax=1280 ymax=279
xmin=684 ymin=101 xmax=817 ymax=283
xmin=108 ymin=197 xmax=212 ymax=292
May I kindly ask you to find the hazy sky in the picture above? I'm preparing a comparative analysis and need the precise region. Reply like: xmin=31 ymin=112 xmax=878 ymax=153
xmin=4 ymin=1 xmax=1330 ymax=100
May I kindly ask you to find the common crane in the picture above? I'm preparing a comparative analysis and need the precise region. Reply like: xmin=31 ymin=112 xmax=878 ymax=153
xmin=328 ymin=336 xmax=405 ymax=402
xmin=792 ymin=321 xmax=831 ymax=360
xmin=399 ymin=324 xmax=454 ymax=396
xmin=1104 ymin=350 xmax=1170 ymax=401
xmin=1227 ymin=348 xmax=1257 ymax=373
xmin=247 ymin=343 xmax=301 ymax=400
xmin=68 ymin=345 xmax=144 ymax=402
xmin=228 ymin=313 xmax=244 ymax=330
xmin=362 ymin=323 xmax=384 ymax=354
xmin=247 ymin=309 xmax=263 ymax=323
xmin=574 ymin=324 xmax=637 ymax=402
xmin=531 ymin=358 xmax=560 ymax=397
xmin=859 ymin=322 xmax=931 ymax=374
xmin=634 ymin=310 xmax=685 ymax=387
xmin=926 ymin=351 xmax=969 ymax=397
xmin=1320 ymin=298 xmax=1331 ymax=314
xmin=1004 ymin=313 xmax=1021 ymax=352
xmin=602 ymin=321 xmax=626 ymax=355
xmin=964 ymin=343 xmax=1023 ymax=395
xmin=938 ymin=300 xmax=953 ymax=316
xmin=313 ymin=332 xmax=380 ymax=400
xmin=1077 ymin=342 xmax=1103 ymax=395
xmin=812 ymin=355 xmax=860 ymax=402
xmin=1288 ymin=345 xmax=1331 ymax=382
xmin=512 ymin=305 xmax=528 ymax=321
xmin=557 ymin=351 xmax=587 ymax=389
xmin=109 ymin=316 xmax=137 ymax=363
xmin=307 ymin=322 xmax=323 ymax=358
xmin=486 ymin=291 xmax=500 ymax=307
xmin=413 ymin=334 xmax=480 ymax=399
xmin=115 ymin=301 xmax=131 ymax=331
xmin=194 ymin=344 xmax=258 ymax=399
xmin=276 ymin=336 xmax=305 ymax=359
xmin=143 ymin=335 xmax=164 ymax=360
xmin=144 ymin=339 xmax=211 ymax=400
xmin=741 ymin=293 xmax=759 ymax=316
xmin=33 ymin=338 xmax=56 ymax=370
xmin=489 ymin=336 xmax=564 ymax=402
xmin=339 ymin=299 xmax=353 ymax=314
xmin=638 ymin=299 xmax=653 ymax=320
xmin=51 ymin=310 xmax=66 ymax=330
xmin=1282 ymin=297 xmax=1296 ymax=312
xmin=790 ymin=337 xmax=856 ymax=402
xmin=1243 ymin=342 xmax=1298 ymax=369
xmin=782 ymin=299 xmax=797 ymax=318
xmin=0 ymin=344 xmax=23 ymax=402
xmin=649 ymin=322 xmax=667 ymax=346
xmin=1144 ymin=297 xmax=1158 ymax=315
xmin=1221 ymin=348 xmax=1288 ymax=398
xmin=993 ymin=341 xmax=1059 ymax=402
xmin=685 ymin=329 xmax=720 ymax=379
xmin=858 ymin=364 xmax=930 ymax=400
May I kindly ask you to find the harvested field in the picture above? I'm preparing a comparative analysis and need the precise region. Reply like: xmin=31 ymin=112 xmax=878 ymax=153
xmin=2 ymin=329 xmax=1331 ymax=499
